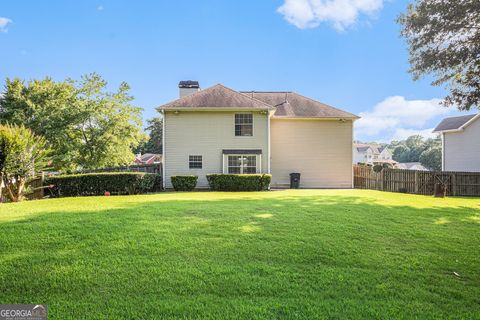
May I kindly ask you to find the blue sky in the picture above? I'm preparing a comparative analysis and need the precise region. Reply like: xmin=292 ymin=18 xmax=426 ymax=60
xmin=0 ymin=0 xmax=466 ymax=142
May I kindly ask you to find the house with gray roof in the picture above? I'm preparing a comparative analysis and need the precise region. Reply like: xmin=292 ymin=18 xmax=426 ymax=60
xmin=433 ymin=114 xmax=480 ymax=172
xmin=158 ymin=81 xmax=359 ymax=188
xmin=353 ymin=143 xmax=395 ymax=166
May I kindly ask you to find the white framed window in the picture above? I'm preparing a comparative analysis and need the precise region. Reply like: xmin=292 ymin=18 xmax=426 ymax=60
xmin=189 ymin=155 xmax=202 ymax=169
xmin=235 ymin=114 xmax=253 ymax=136
xmin=227 ymin=155 xmax=257 ymax=174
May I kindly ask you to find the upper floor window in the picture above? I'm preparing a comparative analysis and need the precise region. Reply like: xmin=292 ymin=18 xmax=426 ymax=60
xmin=235 ymin=114 xmax=253 ymax=136
xmin=189 ymin=155 xmax=202 ymax=169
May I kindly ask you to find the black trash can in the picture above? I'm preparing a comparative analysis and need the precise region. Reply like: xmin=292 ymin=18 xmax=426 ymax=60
xmin=289 ymin=173 xmax=301 ymax=189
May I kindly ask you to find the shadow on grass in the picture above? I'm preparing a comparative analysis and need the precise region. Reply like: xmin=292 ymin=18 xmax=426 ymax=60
xmin=0 ymin=194 xmax=479 ymax=319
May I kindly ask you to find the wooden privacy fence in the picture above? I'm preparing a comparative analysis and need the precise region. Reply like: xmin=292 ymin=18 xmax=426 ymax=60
xmin=354 ymin=165 xmax=480 ymax=197
xmin=26 ymin=175 xmax=45 ymax=200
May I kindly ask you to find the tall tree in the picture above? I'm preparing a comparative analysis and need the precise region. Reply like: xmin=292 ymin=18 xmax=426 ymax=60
xmin=72 ymin=74 xmax=145 ymax=169
xmin=0 ymin=78 xmax=78 ymax=169
xmin=0 ymin=74 xmax=146 ymax=170
xmin=404 ymin=135 xmax=426 ymax=162
xmin=419 ymin=146 xmax=442 ymax=171
xmin=398 ymin=0 xmax=480 ymax=111
xmin=135 ymin=117 xmax=163 ymax=155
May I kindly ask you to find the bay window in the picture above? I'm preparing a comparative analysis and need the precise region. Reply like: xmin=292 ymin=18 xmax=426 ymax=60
xmin=227 ymin=155 xmax=257 ymax=174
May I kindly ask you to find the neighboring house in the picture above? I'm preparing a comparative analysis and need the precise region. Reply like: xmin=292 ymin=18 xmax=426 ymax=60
xmin=353 ymin=143 xmax=395 ymax=166
xmin=158 ymin=81 xmax=359 ymax=189
xmin=396 ymin=162 xmax=427 ymax=171
xmin=134 ymin=153 xmax=162 ymax=165
xmin=433 ymin=114 xmax=480 ymax=172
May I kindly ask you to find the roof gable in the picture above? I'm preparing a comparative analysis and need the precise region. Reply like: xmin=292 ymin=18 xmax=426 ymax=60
xmin=158 ymin=84 xmax=273 ymax=110
xmin=356 ymin=146 xmax=371 ymax=152
xmin=355 ymin=143 xmax=388 ymax=154
xmin=433 ymin=114 xmax=478 ymax=132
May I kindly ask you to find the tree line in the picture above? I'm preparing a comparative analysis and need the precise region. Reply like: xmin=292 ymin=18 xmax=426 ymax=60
xmin=0 ymin=73 xmax=162 ymax=172
xmin=389 ymin=135 xmax=442 ymax=171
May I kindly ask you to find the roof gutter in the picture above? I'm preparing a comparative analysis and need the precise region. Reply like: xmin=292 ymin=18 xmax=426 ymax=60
xmin=271 ymin=116 xmax=360 ymax=120
xmin=432 ymin=128 xmax=463 ymax=133
xmin=160 ymin=107 xmax=273 ymax=112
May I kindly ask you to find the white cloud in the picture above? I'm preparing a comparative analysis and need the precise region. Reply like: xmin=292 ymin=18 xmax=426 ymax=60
xmin=0 ymin=17 xmax=12 ymax=33
xmin=355 ymin=96 xmax=453 ymax=142
xmin=277 ymin=0 xmax=384 ymax=31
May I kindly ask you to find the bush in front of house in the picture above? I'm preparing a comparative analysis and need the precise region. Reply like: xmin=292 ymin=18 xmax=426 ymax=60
xmin=138 ymin=173 xmax=163 ymax=193
xmin=171 ymin=175 xmax=198 ymax=191
xmin=206 ymin=174 xmax=271 ymax=191
xmin=46 ymin=172 xmax=162 ymax=197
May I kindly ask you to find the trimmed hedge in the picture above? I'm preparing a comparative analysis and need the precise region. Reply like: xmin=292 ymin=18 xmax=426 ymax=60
xmin=206 ymin=174 xmax=271 ymax=191
xmin=171 ymin=175 xmax=198 ymax=191
xmin=45 ymin=172 xmax=162 ymax=197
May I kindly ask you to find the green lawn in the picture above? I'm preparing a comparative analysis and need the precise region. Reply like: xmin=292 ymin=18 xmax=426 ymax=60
xmin=0 ymin=190 xmax=479 ymax=319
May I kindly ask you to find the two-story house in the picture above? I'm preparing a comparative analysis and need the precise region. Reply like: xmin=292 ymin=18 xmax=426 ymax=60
xmin=158 ymin=81 xmax=359 ymax=189
xmin=433 ymin=114 xmax=480 ymax=172
xmin=353 ymin=143 xmax=394 ymax=165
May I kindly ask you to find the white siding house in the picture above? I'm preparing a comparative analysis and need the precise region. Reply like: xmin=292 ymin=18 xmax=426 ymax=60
xmin=434 ymin=114 xmax=480 ymax=172
xmin=158 ymin=82 xmax=359 ymax=188
xmin=353 ymin=144 xmax=394 ymax=166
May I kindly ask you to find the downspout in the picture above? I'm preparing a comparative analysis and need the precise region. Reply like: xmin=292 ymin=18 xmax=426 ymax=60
xmin=351 ymin=119 xmax=354 ymax=188
xmin=161 ymin=110 xmax=166 ymax=189
xmin=441 ymin=132 xmax=445 ymax=171
xmin=267 ymin=110 xmax=271 ymax=174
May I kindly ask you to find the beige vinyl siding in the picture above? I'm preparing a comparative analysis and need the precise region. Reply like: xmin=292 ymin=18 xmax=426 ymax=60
xmin=444 ymin=118 xmax=480 ymax=172
xmin=164 ymin=111 xmax=268 ymax=188
xmin=270 ymin=119 xmax=353 ymax=188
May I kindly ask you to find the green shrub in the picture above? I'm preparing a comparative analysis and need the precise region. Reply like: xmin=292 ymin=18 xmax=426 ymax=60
xmin=0 ymin=124 xmax=50 ymax=202
xmin=171 ymin=176 xmax=198 ymax=191
xmin=46 ymin=172 xmax=162 ymax=197
xmin=138 ymin=174 xmax=163 ymax=193
xmin=206 ymin=174 xmax=271 ymax=191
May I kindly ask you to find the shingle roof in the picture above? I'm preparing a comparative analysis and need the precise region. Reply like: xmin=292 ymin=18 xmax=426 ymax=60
xmin=158 ymin=84 xmax=273 ymax=110
xmin=356 ymin=146 xmax=371 ymax=152
xmin=240 ymin=91 xmax=358 ymax=118
xmin=433 ymin=114 xmax=478 ymax=132
xmin=396 ymin=162 xmax=427 ymax=170
xmin=354 ymin=143 xmax=388 ymax=154
xmin=140 ymin=153 xmax=160 ymax=162
xmin=157 ymin=84 xmax=358 ymax=118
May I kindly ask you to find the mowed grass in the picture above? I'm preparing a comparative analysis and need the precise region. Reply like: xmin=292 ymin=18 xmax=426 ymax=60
xmin=0 ymin=190 xmax=479 ymax=319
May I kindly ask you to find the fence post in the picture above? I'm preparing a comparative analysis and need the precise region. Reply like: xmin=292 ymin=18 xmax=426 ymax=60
xmin=40 ymin=172 xmax=45 ymax=199
xmin=380 ymin=170 xmax=385 ymax=191
xmin=414 ymin=171 xmax=419 ymax=194
xmin=451 ymin=173 xmax=457 ymax=196
xmin=0 ymin=173 xmax=3 ymax=203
